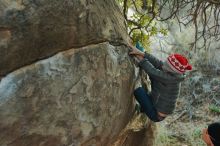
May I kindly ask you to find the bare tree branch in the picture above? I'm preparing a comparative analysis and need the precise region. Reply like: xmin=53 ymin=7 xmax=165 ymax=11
xmin=120 ymin=0 xmax=220 ymax=51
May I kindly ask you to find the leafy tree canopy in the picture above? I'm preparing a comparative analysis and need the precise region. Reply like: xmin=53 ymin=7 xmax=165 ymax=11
xmin=117 ymin=0 xmax=220 ymax=51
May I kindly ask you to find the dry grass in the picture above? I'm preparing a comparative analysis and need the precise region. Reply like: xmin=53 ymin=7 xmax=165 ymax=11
xmin=154 ymin=121 xmax=207 ymax=146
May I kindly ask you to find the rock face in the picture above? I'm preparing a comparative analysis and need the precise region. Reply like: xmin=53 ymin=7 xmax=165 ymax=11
xmin=0 ymin=0 xmax=127 ymax=77
xmin=113 ymin=114 xmax=155 ymax=146
xmin=0 ymin=0 xmax=154 ymax=146
xmin=0 ymin=43 xmax=136 ymax=146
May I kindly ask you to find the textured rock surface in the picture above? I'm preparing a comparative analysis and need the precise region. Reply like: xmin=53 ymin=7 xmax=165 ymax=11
xmin=0 ymin=0 xmax=127 ymax=76
xmin=0 ymin=0 xmax=154 ymax=146
xmin=0 ymin=43 xmax=135 ymax=146
xmin=113 ymin=114 xmax=155 ymax=146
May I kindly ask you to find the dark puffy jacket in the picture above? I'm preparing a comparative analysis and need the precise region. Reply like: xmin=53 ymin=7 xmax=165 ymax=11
xmin=138 ymin=53 xmax=185 ymax=114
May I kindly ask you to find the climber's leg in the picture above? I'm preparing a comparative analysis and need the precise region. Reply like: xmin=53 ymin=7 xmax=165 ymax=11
xmin=134 ymin=87 xmax=165 ymax=122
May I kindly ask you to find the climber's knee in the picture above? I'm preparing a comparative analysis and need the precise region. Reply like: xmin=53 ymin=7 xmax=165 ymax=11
xmin=148 ymin=112 xmax=166 ymax=122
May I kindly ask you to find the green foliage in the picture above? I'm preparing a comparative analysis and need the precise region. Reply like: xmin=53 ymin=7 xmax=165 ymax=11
xmin=193 ymin=128 xmax=202 ymax=138
xmin=134 ymin=0 xmax=143 ymax=10
xmin=160 ymin=28 xmax=168 ymax=36
xmin=116 ymin=0 xmax=168 ymax=52
xmin=131 ymin=29 xmax=150 ymax=51
xmin=209 ymin=104 xmax=220 ymax=113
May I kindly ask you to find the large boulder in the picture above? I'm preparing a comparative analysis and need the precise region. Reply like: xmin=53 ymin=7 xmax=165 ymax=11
xmin=0 ymin=43 xmax=136 ymax=146
xmin=0 ymin=0 xmax=154 ymax=145
xmin=0 ymin=0 xmax=127 ymax=77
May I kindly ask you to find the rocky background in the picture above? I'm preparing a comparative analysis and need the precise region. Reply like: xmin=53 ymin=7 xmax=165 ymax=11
xmin=0 ymin=0 xmax=154 ymax=146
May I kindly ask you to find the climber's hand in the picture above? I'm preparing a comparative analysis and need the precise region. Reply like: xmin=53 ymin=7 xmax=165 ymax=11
xmin=127 ymin=38 xmax=144 ymax=60
xmin=129 ymin=45 xmax=145 ymax=59
xmin=135 ymin=54 xmax=144 ymax=60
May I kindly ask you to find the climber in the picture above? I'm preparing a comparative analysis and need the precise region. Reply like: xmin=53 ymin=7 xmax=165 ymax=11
xmin=202 ymin=122 xmax=220 ymax=146
xmin=128 ymin=41 xmax=192 ymax=122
